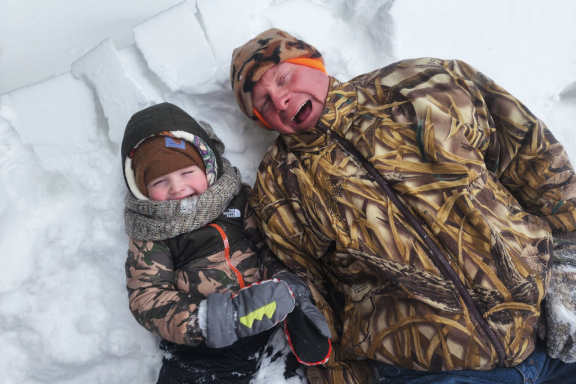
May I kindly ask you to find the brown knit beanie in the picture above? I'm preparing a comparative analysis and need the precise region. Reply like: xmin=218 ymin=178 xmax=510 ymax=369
xmin=230 ymin=28 xmax=325 ymax=130
xmin=131 ymin=136 xmax=206 ymax=197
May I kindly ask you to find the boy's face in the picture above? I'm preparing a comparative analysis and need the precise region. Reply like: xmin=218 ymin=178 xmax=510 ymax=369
xmin=146 ymin=165 xmax=208 ymax=201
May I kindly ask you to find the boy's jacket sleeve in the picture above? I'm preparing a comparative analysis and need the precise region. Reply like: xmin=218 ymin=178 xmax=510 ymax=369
xmin=453 ymin=60 xmax=576 ymax=232
xmin=125 ymin=238 xmax=204 ymax=346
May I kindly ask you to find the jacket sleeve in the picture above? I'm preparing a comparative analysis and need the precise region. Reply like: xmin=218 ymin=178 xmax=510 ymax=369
xmin=248 ymin=143 xmax=357 ymax=366
xmin=248 ymin=143 xmax=335 ymax=286
xmin=452 ymin=60 xmax=576 ymax=232
xmin=243 ymin=185 xmax=288 ymax=279
xmin=125 ymin=238 xmax=205 ymax=346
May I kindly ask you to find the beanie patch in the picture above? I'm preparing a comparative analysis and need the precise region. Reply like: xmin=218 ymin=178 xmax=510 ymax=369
xmin=165 ymin=137 xmax=186 ymax=149
xmin=230 ymin=28 xmax=325 ymax=130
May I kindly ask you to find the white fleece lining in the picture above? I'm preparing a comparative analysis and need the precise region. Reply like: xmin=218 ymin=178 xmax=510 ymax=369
xmin=125 ymin=156 xmax=149 ymax=200
xmin=124 ymin=131 xmax=203 ymax=201
xmin=169 ymin=131 xmax=199 ymax=148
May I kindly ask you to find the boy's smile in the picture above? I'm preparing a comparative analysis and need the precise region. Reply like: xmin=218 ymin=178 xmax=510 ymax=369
xmin=146 ymin=165 xmax=208 ymax=201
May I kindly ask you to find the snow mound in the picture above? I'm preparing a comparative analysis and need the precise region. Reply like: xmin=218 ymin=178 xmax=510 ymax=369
xmin=132 ymin=1 xmax=218 ymax=94
xmin=196 ymin=0 xmax=259 ymax=67
xmin=545 ymin=80 xmax=576 ymax=163
xmin=0 ymin=73 xmax=102 ymax=190
xmin=71 ymin=38 xmax=162 ymax=144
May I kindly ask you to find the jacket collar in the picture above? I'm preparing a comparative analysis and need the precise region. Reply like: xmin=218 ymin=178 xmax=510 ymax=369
xmin=281 ymin=77 xmax=357 ymax=151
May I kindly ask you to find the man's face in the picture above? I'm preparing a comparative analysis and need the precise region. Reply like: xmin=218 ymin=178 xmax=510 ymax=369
xmin=146 ymin=165 xmax=207 ymax=201
xmin=251 ymin=62 xmax=329 ymax=134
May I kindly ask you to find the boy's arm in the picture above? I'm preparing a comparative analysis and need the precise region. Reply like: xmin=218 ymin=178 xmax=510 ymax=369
xmin=452 ymin=60 xmax=576 ymax=232
xmin=125 ymin=238 xmax=204 ymax=346
xmin=126 ymin=235 xmax=297 ymax=349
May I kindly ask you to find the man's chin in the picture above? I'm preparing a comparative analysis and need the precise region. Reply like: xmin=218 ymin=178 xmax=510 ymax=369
xmin=285 ymin=118 xmax=319 ymax=134
xmin=294 ymin=124 xmax=315 ymax=133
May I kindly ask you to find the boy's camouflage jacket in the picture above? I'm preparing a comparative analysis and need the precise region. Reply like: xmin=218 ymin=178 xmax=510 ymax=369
xmin=126 ymin=184 xmax=283 ymax=346
xmin=250 ymin=58 xmax=576 ymax=382
xmin=122 ymin=103 xmax=285 ymax=347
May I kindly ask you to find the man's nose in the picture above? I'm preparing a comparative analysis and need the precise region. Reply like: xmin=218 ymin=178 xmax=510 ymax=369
xmin=270 ymin=88 xmax=291 ymax=111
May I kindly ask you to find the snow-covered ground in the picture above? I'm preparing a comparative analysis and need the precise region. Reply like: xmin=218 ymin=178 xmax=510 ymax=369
xmin=1 ymin=0 xmax=575 ymax=383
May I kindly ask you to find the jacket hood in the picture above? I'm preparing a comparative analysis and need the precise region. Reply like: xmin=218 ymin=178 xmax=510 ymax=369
xmin=121 ymin=102 xmax=225 ymax=200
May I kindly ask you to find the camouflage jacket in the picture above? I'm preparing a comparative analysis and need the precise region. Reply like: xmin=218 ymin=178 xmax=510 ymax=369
xmin=126 ymin=184 xmax=282 ymax=346
xmin=250 ymin=58 xmax=576 ymax=381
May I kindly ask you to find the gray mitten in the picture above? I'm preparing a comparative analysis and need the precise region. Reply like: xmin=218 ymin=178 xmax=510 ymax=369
xmin=275 ymin=271 xmax=331 ymax=338
xmin=204 ymin=279 xmax=295 ymax=348
xmin=275 ymin=271 xmax=332 ymax=365
xmin=542 ymin=232 xmax=576 ymax=362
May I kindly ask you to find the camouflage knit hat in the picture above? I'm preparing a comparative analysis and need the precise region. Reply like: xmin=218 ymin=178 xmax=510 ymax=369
xmin=230 ymin=28 xmax=325 ymax=130
xmin=131 ymin=136 xmax=206 ymax=198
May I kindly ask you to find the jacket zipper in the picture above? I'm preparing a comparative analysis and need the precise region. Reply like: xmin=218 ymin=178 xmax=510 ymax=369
xmin=316 ymin=122 xmax=507 ymax=366
xmin=209 ymin=223 xmax=245 ymax=289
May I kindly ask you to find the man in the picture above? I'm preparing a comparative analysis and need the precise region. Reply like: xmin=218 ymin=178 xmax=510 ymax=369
xmin=230 ymin=28 xmax=576 ymax=383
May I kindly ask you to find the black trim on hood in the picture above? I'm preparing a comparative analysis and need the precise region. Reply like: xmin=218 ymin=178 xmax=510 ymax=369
xmin=120 ymin=102 xmax=224 ymax=191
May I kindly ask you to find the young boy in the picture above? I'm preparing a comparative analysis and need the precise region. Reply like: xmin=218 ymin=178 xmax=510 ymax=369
xmin=121 ymin=103 xmax=330 ymax=384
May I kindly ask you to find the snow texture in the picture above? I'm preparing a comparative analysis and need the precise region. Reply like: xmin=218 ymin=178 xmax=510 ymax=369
xmin=0 ymin=0 xmax=187 ymax=95
xmin=196 ymin=0 xmax=259 ymax=67
xmin=71 ymin=38 xmax=163 ymax=144
xmin=544 ymin=264 xmax=576 ymax=362
xmin=197 ymin=299 xmax=208 ymax=335
xmin=0 ymin=73 xmax=104 ymax=190
xmin=132 ymin=1 xmax=218 ymax=94
xmin=545 ymin=80 xmax=576 ymax=151
xmin=1 ymin=0 xmax=576 ymax=383
xmin=251 ymin=327 xmax=307 ymax=384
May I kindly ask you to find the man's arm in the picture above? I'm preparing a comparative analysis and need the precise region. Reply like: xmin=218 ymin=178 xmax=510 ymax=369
xmin=243 ymin=187 xmax=286 ymax=279
xmin=449 ymin=60 xmax=576 ymax=363
xmin=452 ymin=60 xmax=576 ymax=232
xmin=249 ymin=142 xmax=377 ymax=378
xmin=248 ymin=144 xmax=335 ymax=307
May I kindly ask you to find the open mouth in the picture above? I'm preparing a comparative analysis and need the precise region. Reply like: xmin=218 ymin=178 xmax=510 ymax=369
xmin=291 ymin=100 xmax=312 ymax=124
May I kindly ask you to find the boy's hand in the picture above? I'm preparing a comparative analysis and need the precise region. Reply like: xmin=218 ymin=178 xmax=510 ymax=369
xmin=275 ymin=271 xmax=331 ymax=338
xmin=275 ymin=271 xmax=332 ymax=365
xmin=204 ymin=279 xmax=295 ymax=348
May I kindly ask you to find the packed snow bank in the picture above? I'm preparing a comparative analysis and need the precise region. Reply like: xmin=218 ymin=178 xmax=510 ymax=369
xmin=390 ymin=0 xmax=576 ymax=120
xmin=0 ymin=0 xmax=186 ymax=95
xmin=132 ymin=1 xmax=218 ymax=94
xmin=71 ymin=38 xmax=162 ymax=144
xmin=1 ymin=0 xmax=575 ymax=383
xmin=0 ymin=73 xmax=103 ymax=189
xmin=545 ymin=80 xmax=576 ymax=162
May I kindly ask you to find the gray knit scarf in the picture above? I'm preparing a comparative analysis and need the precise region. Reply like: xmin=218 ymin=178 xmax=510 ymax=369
xmin=124 ymin=158 xmax=241 ymax=241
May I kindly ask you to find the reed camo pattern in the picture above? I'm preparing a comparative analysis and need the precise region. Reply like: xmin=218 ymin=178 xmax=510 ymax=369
xmin=250 ymin=58 xmax=576 ymax=383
